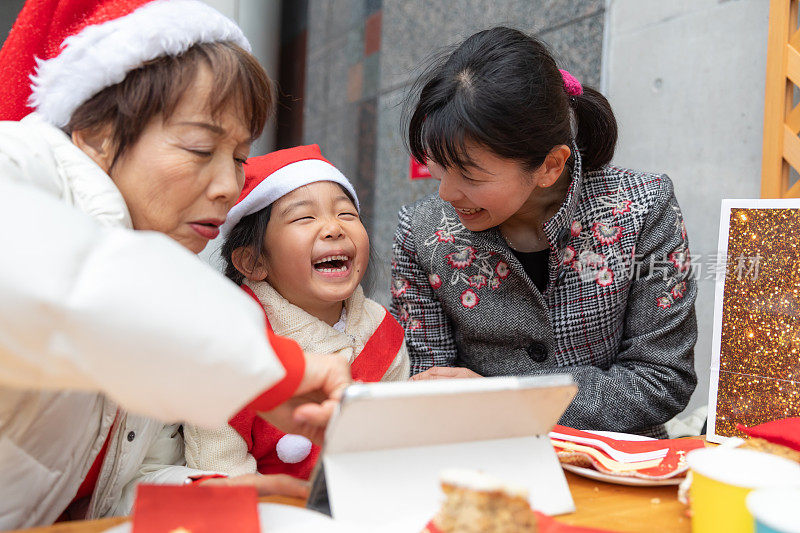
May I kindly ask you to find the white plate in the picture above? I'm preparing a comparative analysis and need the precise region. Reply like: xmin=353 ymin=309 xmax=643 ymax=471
xmin=104 ymin=503 xmax=353 ymax=533
xmin=561 ymin=464 xmax=683 ymax=486
xmin=560 ymin=430 xmax=683 ymax=486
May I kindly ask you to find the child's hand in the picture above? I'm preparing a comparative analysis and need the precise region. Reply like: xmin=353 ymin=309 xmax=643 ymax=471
xmin=257 ymin=352 xmax=351 ymax=445
xmin=200 ymin=473 xmax=310 ymax=499
xmin=410 ymin=367 xmax=483 ymax=380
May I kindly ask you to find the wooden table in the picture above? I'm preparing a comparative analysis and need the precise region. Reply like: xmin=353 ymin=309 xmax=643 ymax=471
xmin=13 ymin=472 xmax=690 ymax=533
xmin=557 ymin=471 xmax=690 ymax=532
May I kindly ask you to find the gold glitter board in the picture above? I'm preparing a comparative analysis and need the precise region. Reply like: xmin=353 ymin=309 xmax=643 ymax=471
xmin=708 ymin=199 xmax=800 ymax=443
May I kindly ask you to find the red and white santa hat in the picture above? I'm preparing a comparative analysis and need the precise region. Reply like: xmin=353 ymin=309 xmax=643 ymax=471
xmin=221 ymin=144 xmax=360 ymax=236
xmin=0 ymin=0 xmax=249 ymax=126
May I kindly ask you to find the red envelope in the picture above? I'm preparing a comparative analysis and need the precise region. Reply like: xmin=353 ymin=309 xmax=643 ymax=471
xmin=131 ymin=484 xmax=259 ymax=533
xmin=738 ymin=417 xmax=800 ymax=452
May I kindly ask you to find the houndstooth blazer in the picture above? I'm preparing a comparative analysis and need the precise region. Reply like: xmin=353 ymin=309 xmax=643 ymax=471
xmin=390 ymin=150 xmax=697 ymax=438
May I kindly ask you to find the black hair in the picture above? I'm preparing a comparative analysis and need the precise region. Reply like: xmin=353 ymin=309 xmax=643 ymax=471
xmin=221 ymin=184 xmax=377 ymax=292
xmin=222 ymin=205 xmax=273 ymax=286
xmin=405 ymin=27 xmax=617 ymax=173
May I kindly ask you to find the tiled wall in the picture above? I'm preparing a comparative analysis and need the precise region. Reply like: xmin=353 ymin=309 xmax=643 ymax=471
xmin=303 ymin=0 xmax=606 ymax=303
xmin=0 ymin=0 xmax=26 ymax=45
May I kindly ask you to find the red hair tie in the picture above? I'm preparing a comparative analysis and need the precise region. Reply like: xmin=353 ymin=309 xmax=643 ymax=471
xmin=559 ymin=69 xmax=583 ymax=96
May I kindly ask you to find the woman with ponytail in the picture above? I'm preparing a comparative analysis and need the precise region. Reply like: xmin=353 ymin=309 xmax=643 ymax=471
xmin=391 ymin=27 xmax=696 ymax=438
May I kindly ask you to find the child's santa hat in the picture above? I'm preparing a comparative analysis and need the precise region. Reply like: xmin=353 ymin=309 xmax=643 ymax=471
xmin=0 ymin=0 xmax=249 ymax=126
xmin=222 ymin=144 xmax=360 ymax=236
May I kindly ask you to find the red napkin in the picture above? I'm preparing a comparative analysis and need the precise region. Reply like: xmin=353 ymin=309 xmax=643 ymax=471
xmin=738 ymin=417 xmax=800 ymax=452
xmin=131 ymin=484 xmax=259 ymax=533
xmin=551 ymin=425 xmax=697 ymax=455
xmin=550 ymin=425 xmax=705 ymax=480
xmin=423 ymin=512 xmax=618 ymax=532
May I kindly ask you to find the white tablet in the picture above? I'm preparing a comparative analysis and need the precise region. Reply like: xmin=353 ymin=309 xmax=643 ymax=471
xmin=321 ymin=374 xmax=578 ymax=527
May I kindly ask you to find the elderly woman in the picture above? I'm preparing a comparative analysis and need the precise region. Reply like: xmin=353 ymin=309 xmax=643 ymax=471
xmin=391 ymin=28 xmax=697 ymax=438
xmin=0 ymin=0 xmax=348 ymax=529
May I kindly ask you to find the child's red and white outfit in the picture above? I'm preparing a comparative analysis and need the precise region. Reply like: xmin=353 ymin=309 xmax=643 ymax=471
xmin=184 ymin=145 xmax=410 ymax=480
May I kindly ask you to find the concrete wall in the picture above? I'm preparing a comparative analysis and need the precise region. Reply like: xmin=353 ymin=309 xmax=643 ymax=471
xmin=604 ymin=0 xmax=770 ymax=414
xmin=304 ymin=0 xmax=607 ymax=301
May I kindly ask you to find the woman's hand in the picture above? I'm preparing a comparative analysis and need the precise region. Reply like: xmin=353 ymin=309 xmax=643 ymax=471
xmin=257 ymin=353 xmax=351 ymax=445
xmin=200 ymin=473 xmax=310 ymax=499
xmin=410 ymin=366 xmax=482 ymax=380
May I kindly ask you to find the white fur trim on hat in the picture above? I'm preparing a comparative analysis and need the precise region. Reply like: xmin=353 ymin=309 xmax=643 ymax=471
xmin=29 ymin=0 xmax=250 ymax=128
xmin=221 ymin=159 xmax=360 ymax=236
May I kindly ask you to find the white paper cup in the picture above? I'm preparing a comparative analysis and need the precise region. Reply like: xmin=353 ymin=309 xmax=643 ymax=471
xmin=747 ymin=487 xmax=800 ymax=533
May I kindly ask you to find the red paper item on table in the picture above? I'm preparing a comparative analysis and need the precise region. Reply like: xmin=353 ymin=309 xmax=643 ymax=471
xmin=423 ymin=512 xmax=618 ymax=533
xmin=131 ymin=484 xmax=259 ymax=533
xmin=738 ymin=417 xmax=800 ymax=452
xmin=549 ymin=425 xmax=705 ymax=480
xmin=551 ymin=425 xmax=697 ymax=455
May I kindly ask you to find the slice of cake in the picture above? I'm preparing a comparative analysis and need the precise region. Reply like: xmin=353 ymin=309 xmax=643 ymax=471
xmin=739 ymin=437 xmax=800 ymax=463
xmin=423 ymin=469 xmax=538 ymax=533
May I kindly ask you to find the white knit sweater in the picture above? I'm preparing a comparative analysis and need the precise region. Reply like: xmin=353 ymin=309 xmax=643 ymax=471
xmin=184 ymin=281 xmax=410 ymax=475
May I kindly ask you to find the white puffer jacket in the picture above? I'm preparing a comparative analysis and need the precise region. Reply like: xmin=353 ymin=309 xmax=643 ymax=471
xmin=0 ymin=114 xmax=293 ymax=529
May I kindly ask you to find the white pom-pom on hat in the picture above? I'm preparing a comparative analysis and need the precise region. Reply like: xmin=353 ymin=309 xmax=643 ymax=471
xmin=276 ymin=434 xmax=312 ymax=464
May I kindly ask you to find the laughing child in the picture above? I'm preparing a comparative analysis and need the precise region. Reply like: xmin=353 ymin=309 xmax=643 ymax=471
xmin=183 ymin=145 xmax=409 ymax=481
